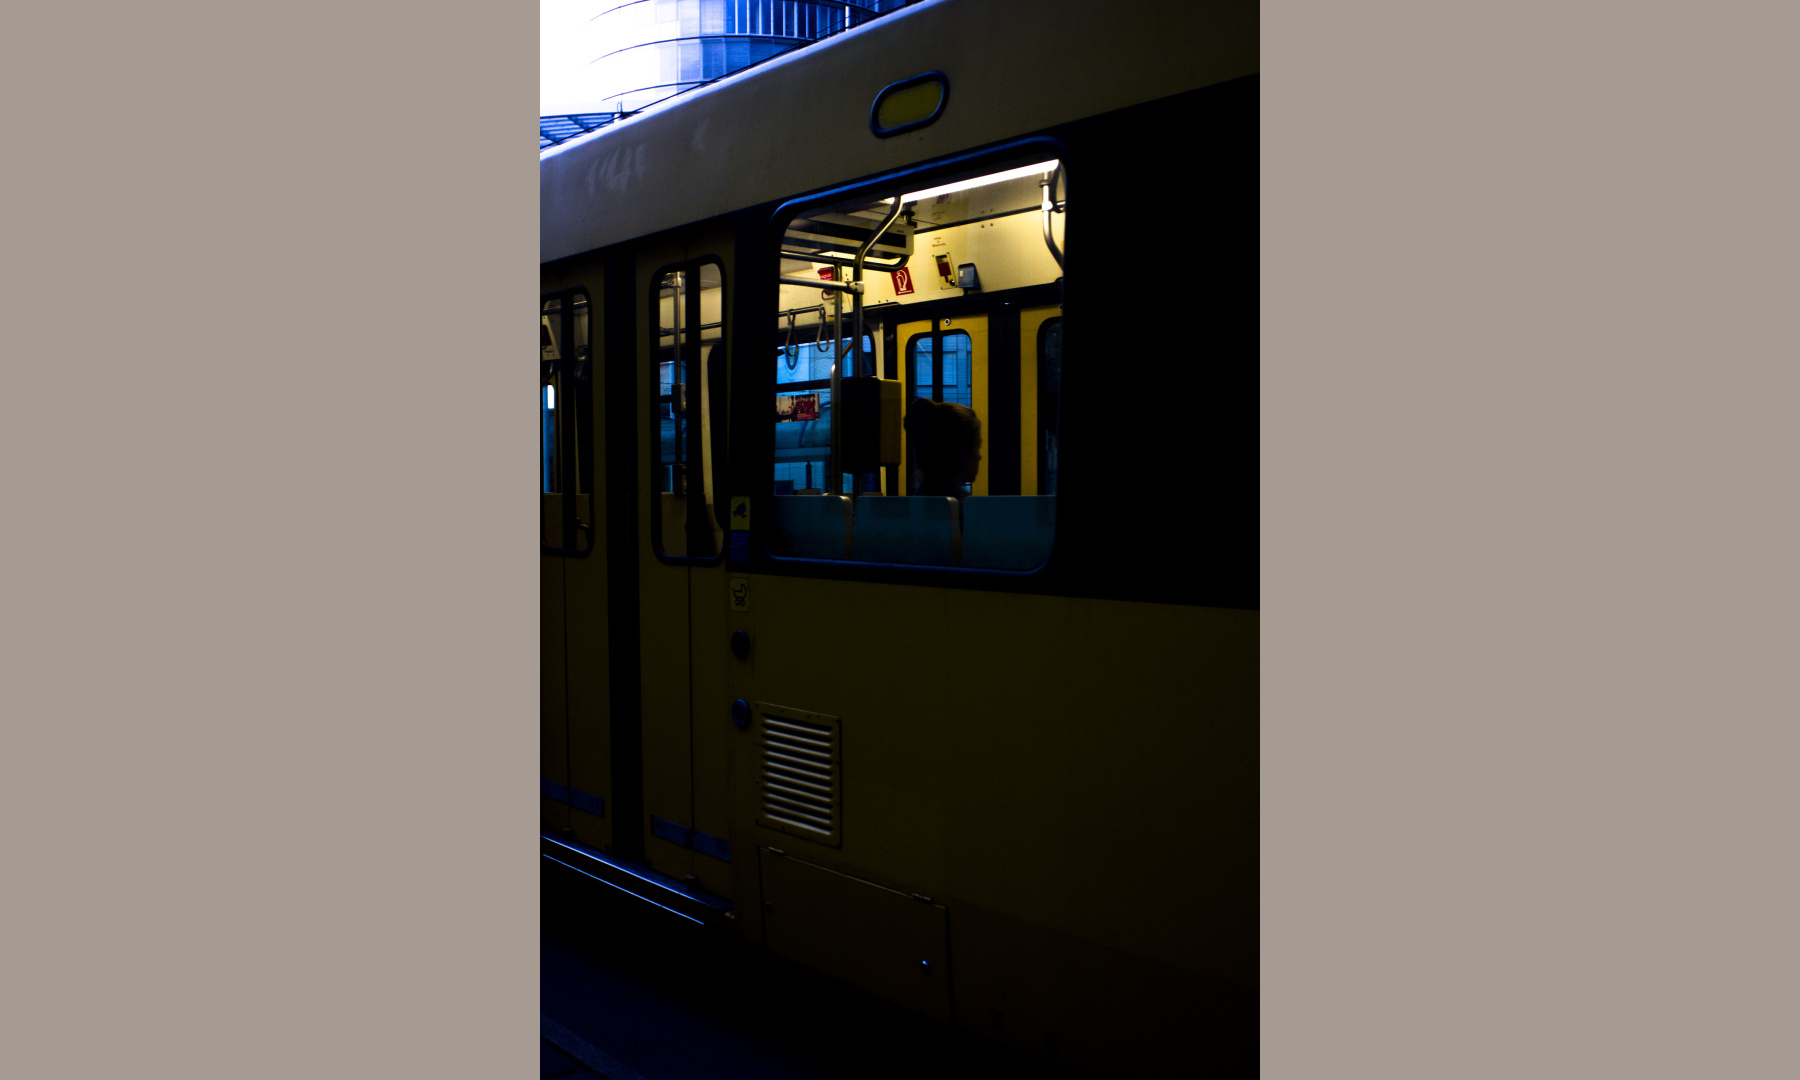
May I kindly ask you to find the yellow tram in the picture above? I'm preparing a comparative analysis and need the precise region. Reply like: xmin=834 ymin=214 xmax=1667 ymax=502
xmin=541 ymin=1 xmax=1258 ymax=1073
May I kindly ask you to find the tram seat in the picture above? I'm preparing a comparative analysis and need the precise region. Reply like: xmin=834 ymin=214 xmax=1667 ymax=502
xmin=769 ymin=495 xmax=853 ymax=559
xmin=959 ymin=496 xmax=1056 ymax=570
xmin=851 ymin=496 xmax=960 ymax=566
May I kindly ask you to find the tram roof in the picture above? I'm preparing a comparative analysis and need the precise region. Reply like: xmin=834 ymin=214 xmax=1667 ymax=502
xmin=540 ymin=0 xmax=1257 ymax=265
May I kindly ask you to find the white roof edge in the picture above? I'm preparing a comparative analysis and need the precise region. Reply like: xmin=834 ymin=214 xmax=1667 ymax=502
xmin=540 ymin=0 xmax=947 ymax=161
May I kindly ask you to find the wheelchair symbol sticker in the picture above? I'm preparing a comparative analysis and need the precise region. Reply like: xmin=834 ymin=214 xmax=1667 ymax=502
xmin=730 ymin=496 xmax=750 ymax=529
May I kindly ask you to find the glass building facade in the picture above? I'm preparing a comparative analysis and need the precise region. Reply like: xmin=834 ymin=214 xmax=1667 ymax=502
xmin=586 ymin=0 xmax=903 ymax=114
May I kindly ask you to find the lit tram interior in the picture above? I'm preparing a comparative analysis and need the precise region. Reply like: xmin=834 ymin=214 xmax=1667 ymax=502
xmin=765 ymin=158 xmax=1066 ymax=569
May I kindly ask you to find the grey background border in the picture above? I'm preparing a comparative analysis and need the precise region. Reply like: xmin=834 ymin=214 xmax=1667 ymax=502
xmin=5 ymin=2 xmax=1798 ymax=1077
xmin=1262 ymin=3 xmax=1798 ymax=1074
xmin=5 ymin=2 xmax=538 ymax=1076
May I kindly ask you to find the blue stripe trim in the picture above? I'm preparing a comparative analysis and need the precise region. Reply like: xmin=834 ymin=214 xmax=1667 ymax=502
xmin=541 ymin=779 xmax=570 ymax=803
xmin=690 ymin=829 xmax=733 ymax=863
xmin=650 ymin=815 xmax=692 ymax=847
xmin=649 ymin=815 xmax=732 ymax=863
xmin=569 ymin=788 xmax=606 ymax=818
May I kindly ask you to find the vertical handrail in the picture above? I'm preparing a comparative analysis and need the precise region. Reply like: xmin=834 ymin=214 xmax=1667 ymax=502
xmin=682 ymin=270 xmax=714 ymax=557
xmin=852 ymin=197 xmax=904 ymax=379
xmin=671 ymin=272 xmax=685 ymax=494
xmin=844 ymin=196 xmax=904 ymax=495
xmin=1040 ymin=164 xmax=1065 ymax=271
xmin=568 ymin=300 xmax=584 ymax=535
xmin=828 ymin=282 xmax=842 ymax=492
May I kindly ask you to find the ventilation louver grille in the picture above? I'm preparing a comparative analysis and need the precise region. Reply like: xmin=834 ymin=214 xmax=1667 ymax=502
xmin=757 ymin=705 xmax=841 ymax=847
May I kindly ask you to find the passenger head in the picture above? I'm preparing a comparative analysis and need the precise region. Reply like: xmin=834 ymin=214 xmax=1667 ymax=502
xmin=905 ymin=398 xmax=982 ymax=495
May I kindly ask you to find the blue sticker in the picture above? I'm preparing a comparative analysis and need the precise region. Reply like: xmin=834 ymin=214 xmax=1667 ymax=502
xmin=729 ymin=529 xmax=750 ymax=568
xmin=541 ymin=779 xmax=570 ymax=803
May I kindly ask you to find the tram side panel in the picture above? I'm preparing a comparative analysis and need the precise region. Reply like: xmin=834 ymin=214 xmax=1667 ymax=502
xmin=734 ymin=579 xmax=1253 ymax=1076
xmin=727 ymin=79 xmax=1258 ymax=1075
xmin=938 ymin=591 xmax=1258 ymax=1068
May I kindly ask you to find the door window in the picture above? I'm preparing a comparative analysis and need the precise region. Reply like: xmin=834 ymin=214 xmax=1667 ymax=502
xmin=542 ymin=289 xmax=592 ymax=554
xmin=650 ymin=259 xmax=727 ymax=561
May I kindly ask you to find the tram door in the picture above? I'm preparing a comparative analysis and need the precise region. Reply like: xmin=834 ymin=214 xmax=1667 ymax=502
xmin=895 ymin=315 xmax=988 ymax=495
xmin=541 ymin=285 xmax=612 ymax=851
xmin=541 ymin=296 xmax=568 ymax=838
xmin=637 ymin=247 xmax=738 ymax=900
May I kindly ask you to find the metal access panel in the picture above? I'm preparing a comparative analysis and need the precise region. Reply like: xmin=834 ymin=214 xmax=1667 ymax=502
xmin=760 ymin=848 xmax=950 ymax=1023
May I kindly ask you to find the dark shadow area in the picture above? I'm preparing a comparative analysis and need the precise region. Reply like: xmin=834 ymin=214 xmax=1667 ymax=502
xmin=541 ymin=859 xmax=1089 ymax=1080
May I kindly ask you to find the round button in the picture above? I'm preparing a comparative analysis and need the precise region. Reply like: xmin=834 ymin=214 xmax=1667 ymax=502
xmin=730 ymin=629 xmax=750 ymax=660
xmin=731 ymin=699 xmax=750 ymax=729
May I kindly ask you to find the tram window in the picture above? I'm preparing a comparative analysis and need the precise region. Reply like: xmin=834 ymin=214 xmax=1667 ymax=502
xmin=766 ymin=155 xmax=1063 ymax=570
xmin=542 ymin=290 xmax=592 ymax=553
xmin=651 ymin=260 xmax=726 ymax=561
xmin=907 ymin=331 xmax=972 ymax=408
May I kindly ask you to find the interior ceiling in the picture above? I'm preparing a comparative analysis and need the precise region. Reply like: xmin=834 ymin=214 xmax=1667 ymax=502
xmin=907 ymin=174 xmax=1045 ymax=230
xmin=780 ymin=167 xmax=1054 ymax=276
xmin=823 ymin=171 xmax=1047 ymax=235
xmin=810 ymin=171 xmax=1051 ymax=244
